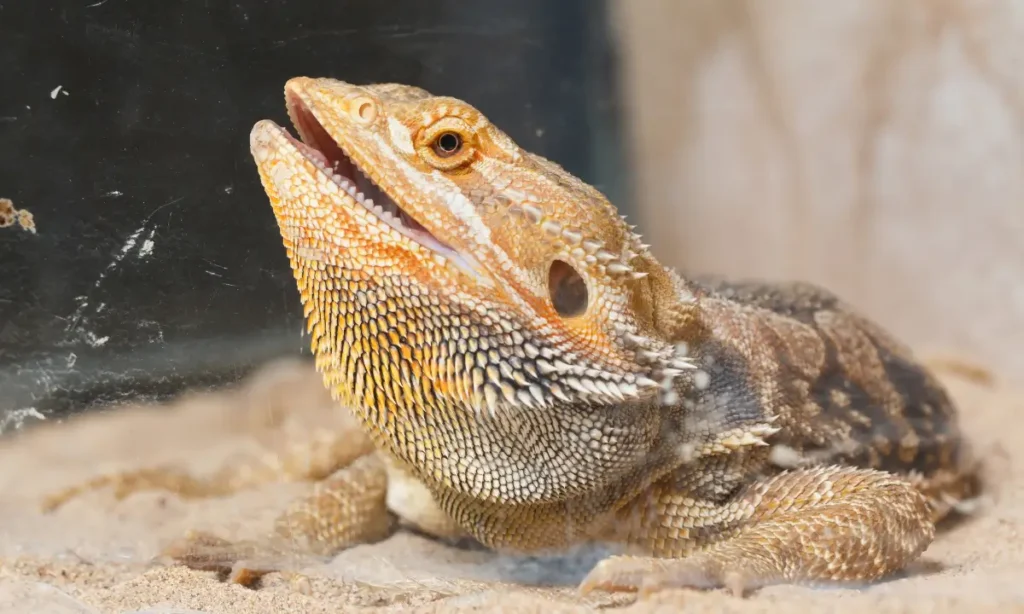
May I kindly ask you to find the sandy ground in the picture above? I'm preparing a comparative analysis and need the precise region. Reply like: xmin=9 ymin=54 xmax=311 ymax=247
xmin=0 ymin=357 xmax=1021 ymax=614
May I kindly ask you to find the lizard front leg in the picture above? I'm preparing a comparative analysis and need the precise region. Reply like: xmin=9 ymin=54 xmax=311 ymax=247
xmin=165 ymin=452 xmax=395 ymax=584
xmin=40 ymin=417 xmax=401 ymax=584
xmin=159 ymin=450 xmax=468 ymax=585
xmin=165 ymin=452 xmax=468 ymax=584
xmin=581 ymin=465 xmax=935 ymax=597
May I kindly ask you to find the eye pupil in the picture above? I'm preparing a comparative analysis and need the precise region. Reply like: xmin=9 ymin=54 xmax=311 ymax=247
xmin=548 ymin=260 xmax=588 ymax=318
xmin=435 ymin=132 xmax=462 ymax=156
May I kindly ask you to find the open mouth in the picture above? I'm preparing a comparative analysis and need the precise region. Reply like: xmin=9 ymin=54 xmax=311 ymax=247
xmin=281 ymin=91 xmax=466 ymax=265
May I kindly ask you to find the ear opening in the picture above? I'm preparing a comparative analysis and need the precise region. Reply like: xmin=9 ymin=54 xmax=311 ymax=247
xmin=548 ymin=259 xmax=589 ymax=318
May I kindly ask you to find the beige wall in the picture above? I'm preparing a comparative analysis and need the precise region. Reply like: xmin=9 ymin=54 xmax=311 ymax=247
xmin=612 ymin=0 xmax=1024 ymax=384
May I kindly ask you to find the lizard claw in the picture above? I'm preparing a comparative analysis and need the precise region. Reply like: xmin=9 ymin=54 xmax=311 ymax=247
xmin=159 ymin=530 xmax=298 ymax=587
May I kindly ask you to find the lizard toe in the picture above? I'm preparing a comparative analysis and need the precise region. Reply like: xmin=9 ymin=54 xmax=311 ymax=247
xmin=637 ymin=557 xmax=752 ymax=598
xmin=159 ymin=530 xmax=296 ymax=587
xmin=578 ymin=555 xmax=669 ymax=595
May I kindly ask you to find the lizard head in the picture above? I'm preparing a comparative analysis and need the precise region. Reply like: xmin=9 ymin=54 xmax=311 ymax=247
xmin=251 ymin=77 xmax=699 ymax=503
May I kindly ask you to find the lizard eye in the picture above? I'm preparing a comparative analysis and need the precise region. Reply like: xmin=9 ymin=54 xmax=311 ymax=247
xmin=548 ymin=259 xmax=588 ymax=318
xmin=432 ymin=132 xmax=463 ymax=157
xmin=418 ymin=119 xmax=474 ymax=170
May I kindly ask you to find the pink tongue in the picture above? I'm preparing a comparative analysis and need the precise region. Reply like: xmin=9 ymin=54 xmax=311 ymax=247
xmin=399 ymin=208 xmax=428 ymax=233
xmin=287 ymin=133 xmax=330 ymax=167
xmin=290 ymin=101 xmax=352 ymax=176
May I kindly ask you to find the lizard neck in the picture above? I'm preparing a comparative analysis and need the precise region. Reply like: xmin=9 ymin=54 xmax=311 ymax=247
xmin=318 ymin=324 xmax=666 ymax=506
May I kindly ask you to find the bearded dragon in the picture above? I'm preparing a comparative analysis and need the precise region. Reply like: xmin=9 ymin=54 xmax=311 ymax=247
xmin=42 ymin=77 xmax=980 ymax=598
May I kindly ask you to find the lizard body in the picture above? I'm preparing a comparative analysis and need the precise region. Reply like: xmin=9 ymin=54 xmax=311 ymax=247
xmin=43 ymin=77 xmax=980 ymax=597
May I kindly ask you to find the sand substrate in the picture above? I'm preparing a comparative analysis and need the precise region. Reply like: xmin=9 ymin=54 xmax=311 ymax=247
xmin=0 ymin=357 xmax=1021 ymax=613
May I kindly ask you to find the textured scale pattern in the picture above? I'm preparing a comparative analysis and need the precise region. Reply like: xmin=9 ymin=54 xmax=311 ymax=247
xmin=40 ymin=77 xmax=981 ymax=599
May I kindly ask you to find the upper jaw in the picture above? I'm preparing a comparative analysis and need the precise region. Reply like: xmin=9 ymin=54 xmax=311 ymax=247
xmin=250 ymin=78 xmax=488 ymax=284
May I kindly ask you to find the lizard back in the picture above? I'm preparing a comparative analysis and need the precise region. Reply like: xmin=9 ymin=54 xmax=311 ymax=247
xmin=689 ymin=276 xmax=980 ymax=517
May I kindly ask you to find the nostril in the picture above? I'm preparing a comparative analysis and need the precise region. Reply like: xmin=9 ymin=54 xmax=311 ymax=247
xmin=354 ymin=98 xmax=377 ymax=123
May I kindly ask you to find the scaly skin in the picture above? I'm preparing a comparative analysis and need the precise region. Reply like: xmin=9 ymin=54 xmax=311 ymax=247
xmin=42 ymin=77 xmax=981 ymax=597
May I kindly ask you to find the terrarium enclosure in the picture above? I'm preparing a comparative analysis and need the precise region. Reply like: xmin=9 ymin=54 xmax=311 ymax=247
xmin=0 ymin=1 xmax=1021 ymax=612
